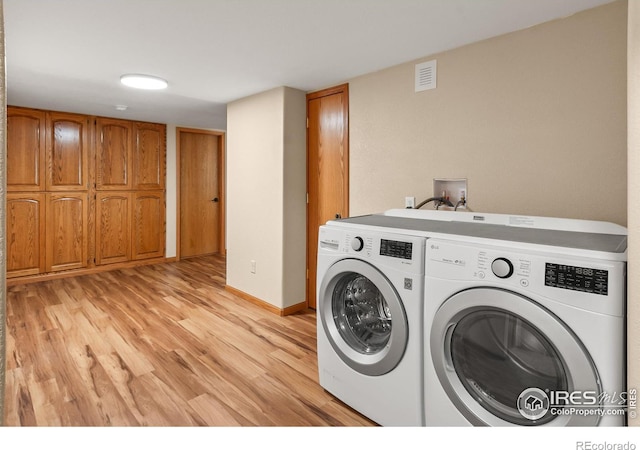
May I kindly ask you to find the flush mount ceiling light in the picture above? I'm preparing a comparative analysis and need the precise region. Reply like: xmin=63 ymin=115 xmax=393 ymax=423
xmin=120 ymin=74 xmax=168 ymax=90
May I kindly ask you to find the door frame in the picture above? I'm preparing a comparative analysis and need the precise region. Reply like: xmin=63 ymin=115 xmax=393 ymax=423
xmin=176 ymin=127 xmax=226 ymax=260
xmin=306 ymin=83 xmax=350 ymax=308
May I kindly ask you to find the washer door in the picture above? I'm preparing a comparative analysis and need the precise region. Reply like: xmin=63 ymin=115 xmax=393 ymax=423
xmin=431 ymin=288 xmax=601 ymax=426
xmin=319 ymin=258 xmax=408 ymax=376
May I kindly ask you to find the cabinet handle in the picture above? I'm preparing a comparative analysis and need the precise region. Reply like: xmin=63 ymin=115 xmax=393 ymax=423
xmin=211 ymin=198 xmax=219 ymax=203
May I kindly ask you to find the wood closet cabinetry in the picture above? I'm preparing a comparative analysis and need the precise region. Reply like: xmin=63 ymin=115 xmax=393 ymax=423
xmin=7 ymin=109 xmax=90 ymax=277
xmin=7 ymin=108 xmax=46 ymax=276
xmin=7 ymin=106 xmax=166 ymax=280
xmin=95 ymin=118 xmax=166 ymax=265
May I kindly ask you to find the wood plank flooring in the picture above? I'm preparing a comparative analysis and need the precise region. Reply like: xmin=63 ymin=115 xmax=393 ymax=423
xmin=4 ymin=255 xmax=375 ymax=426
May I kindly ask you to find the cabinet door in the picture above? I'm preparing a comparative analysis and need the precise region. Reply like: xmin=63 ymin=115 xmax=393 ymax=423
xmin=132 ymin=191 xmax=165 ymax=260
xmin=96 ymin=192 xmax=131 ymax=265
xmin=96 ymin=118 xmax=133 ymax=190
xmin=6 ymin=193 xmax=46 ymax=277
xmin=46 ymin=112 xmax=90 ymax=191
xmin=7 ymin=107 xmax=46 ymax=192
xmin=133 ymin=122 xmax=165 ymax=190
xmin=46 ymin=193 xmax=89 ymax=272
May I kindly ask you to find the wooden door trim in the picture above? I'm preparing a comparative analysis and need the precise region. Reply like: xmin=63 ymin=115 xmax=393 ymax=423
xmin=176 ymin=127 xmax=226 ymax=260
xmin=306 ymin=83 xmax=349 ymax=308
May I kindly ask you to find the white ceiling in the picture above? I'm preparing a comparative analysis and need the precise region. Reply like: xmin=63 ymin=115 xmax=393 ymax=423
xmin=4 ymin=0 xmax=614 ymax=130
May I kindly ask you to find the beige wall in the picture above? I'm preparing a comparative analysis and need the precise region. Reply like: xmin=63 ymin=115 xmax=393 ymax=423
xmin=627 ymin=0 xmax=639 ymax=426
xmin=349 ymin=0 xmax=627 ymax=225
xmin=226 ymin=86 xmax=306 ymax=310
xmin=282 ymin=88 xmax=308 ymax=306
xmin=166 ymin=124 xmax=177 ymax=258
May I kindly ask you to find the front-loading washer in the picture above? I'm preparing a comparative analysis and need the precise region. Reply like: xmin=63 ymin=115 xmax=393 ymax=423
xmin=424 ymin=225 xmax=627 ymax=426
xmin=316 ymin=223 xmax=426 ymax=426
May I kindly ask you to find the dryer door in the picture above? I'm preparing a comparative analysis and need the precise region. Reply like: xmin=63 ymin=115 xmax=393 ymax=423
xmin=318 ymin=258 xmax=408 ymax=376
xmin=431 ymin=288 xmax=601 ymax=426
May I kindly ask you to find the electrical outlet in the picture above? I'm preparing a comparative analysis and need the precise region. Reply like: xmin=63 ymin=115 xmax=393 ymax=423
xmin=250 ymin=260 xmax=256 ymax=274
xmin=405 ymin=196 xmax=416 ymax=208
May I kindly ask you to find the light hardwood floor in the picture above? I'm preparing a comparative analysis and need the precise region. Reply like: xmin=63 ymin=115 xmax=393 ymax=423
xmin=4 ymin=255 xmax=375 ymax=426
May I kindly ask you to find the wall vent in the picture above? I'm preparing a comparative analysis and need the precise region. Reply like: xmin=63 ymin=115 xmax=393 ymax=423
xmin=415 ymin=60 xmax=437 ymax=92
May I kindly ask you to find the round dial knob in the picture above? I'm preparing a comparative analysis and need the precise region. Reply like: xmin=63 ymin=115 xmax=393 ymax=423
xmin=351 ymin=236 xmax=364 ymax=252
xmin=491 ymin=257 xmax=514 ymax=279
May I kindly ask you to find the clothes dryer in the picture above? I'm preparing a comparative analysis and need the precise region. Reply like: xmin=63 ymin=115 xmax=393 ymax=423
xmin=316 ymin=223 xmax=426 ymax=426
xmin=424 ymin=222 xmax=627 ymax=426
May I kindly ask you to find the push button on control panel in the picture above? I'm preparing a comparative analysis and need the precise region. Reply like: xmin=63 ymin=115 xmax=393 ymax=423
xmin=492 ymin=257 xmax=514 ymax=279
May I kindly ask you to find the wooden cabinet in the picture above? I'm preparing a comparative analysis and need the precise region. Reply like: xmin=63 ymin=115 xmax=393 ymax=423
xmin=132 ymin=191 xmax=165 ymax=260
xmin=133 ymin=122 xmax=165 ymax=190
xmin=7 ymin=105 xmax=166 ymax=281
xmin=95 ymin=119 xmax=166 ymax=266
xmin=6 ymin=193 xmax=46 ymax=277
xmin=6 ymin=191 xmax=89 ymax=276
xmin=96 ymin=118 xmax=133 ymax=190
xmin=7 ymin=107 xmax=90 ymax=278
xmin=7 ymin=108 xmax=46 ymax=192
xmin=46 ymin=193 xmax=89 ymax=272
xmin=46 ymin=112 xmax=90 ymax=191
xmin=96 ymin=192 xmax=131 ymax=265
xmin=96 ymin=190 xmax=165 ymax=265
xmin=96 ymin=119 xmax=165 ymax=191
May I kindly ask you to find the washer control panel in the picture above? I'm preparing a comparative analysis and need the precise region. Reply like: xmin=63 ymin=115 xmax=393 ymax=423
xmin=318 ymin=225 xmax=426 ymax=274
xmin=347 ymin=235 xmax=414 ymax=260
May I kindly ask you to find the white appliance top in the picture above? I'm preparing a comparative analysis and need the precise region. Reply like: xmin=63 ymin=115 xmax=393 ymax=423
xmin=326 ymin=209 xmax=627 ymax=261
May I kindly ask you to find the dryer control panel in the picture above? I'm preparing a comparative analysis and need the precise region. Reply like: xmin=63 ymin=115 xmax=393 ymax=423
xmin=426 ymin=238 xmax=625 ymax=317
xmin=545 ymin=263 xmax=608 ymax=296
